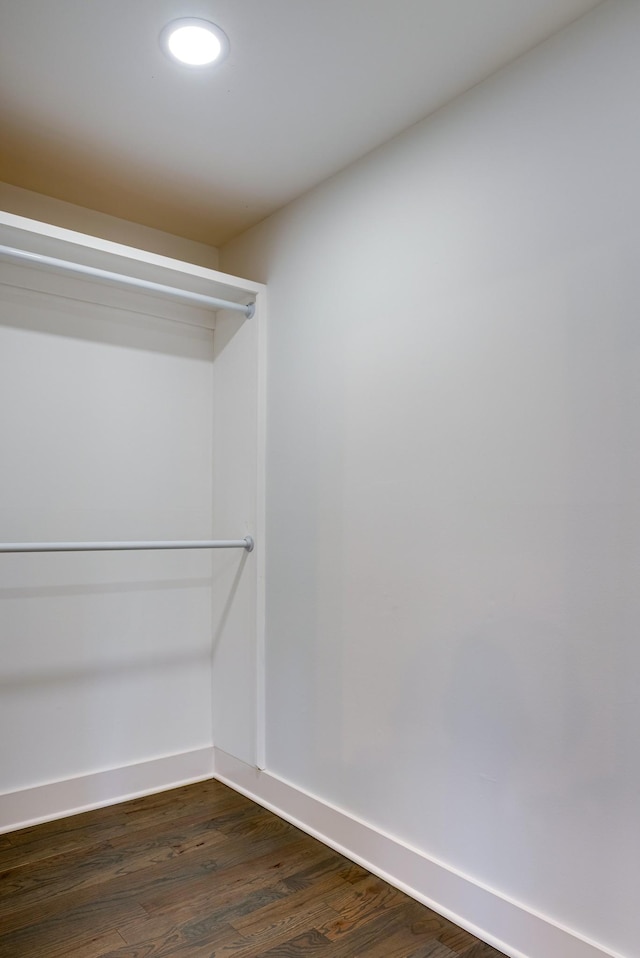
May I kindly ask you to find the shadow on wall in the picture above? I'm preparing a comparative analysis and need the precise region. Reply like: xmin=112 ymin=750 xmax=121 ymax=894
xmin=0 ymin=647 xmax=211 ymax=693
xmin=0 ymin=576 xmax=212 ymax=601
xmin=211 ymin=550 xmax=249 ymax=657
xmin=0 ymin=273 xmax=214 ymax=360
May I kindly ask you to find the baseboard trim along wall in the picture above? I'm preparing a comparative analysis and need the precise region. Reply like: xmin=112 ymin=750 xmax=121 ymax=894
xmin=0 ymin=745 xmax=624 ymax=958
xmin=0 ymin=747 xmax=214 ymax=834
xmin=213 ymin=748 xmax=624 ymax=958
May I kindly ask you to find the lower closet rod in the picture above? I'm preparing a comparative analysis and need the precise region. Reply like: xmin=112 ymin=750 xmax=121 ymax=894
xmin=0 ymin=537 xmax=254 ymax=553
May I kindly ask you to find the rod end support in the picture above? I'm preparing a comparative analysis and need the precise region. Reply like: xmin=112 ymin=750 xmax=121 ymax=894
xmin=244 ymin=536 xmax=255 ymax=552
xmin=244 ymin=302 xmax=256 ymax=320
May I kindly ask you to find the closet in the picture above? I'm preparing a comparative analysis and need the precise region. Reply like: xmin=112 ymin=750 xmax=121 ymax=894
xmin=0 ymin=212 xmax=265 ymax=832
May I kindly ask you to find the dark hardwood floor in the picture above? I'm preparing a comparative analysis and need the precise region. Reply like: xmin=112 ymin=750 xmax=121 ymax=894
xmin=0 ymin=779 xmax=508 ymax=957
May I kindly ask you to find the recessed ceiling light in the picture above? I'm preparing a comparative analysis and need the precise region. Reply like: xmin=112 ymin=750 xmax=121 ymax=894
xmin=160 ymin=18 xmax=229 ymax=67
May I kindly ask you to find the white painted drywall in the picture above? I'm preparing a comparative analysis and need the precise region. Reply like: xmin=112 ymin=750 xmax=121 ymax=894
xmin=0 ymin=263 xmax=215 ymax=792
xmin=0 ymin=182 xmax=220 ymax=269
xmin=221 ymin=2 xmax=640 ymax=955
xmin=211 ymin=306 xmax=264 ymax=766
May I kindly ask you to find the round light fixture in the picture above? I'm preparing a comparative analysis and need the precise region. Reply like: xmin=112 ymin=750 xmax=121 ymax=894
xmin=160 ymin=18 xmax=229 ymax=66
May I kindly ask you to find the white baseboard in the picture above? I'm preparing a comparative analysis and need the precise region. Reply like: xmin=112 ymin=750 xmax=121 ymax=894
xmin=0 ymin=745 xmax=624 ymax=958
xmin=0 ymin=746 xmax=214 ymax=833
xmin=213 ymin=748 xmax=624 ymax=958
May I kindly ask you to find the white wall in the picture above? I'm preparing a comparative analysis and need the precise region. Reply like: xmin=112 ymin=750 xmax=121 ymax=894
xmin=211 ymin=305 xmax=266 ymax=767
xmin=0 ymin=259 xmax=215 ymax=796
xmin=221 ymin=2 xmax=640 ymax=956
xmin=0 ymin=182 xmax=219 ymax=269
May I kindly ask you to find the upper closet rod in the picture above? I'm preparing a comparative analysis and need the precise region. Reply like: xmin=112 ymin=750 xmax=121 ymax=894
xmin=0 ymin=245 xmax=256 ymax=319
xmin=0 ymin=537 xmax=254 ymax=554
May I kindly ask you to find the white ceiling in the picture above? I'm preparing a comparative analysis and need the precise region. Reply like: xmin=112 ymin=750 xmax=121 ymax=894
xmin=0 ymin=0 xmax=602 ymax=247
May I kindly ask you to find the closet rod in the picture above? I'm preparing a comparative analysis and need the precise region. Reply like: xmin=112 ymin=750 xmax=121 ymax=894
xmin=0 ymin=537 xmax=254 ymax=554
xmin=0 ymin=245 xmax=256 ymax=319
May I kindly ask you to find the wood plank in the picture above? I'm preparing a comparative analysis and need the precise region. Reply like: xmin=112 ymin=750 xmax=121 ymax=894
xmin=440 ymin=923 xmax=484 ymax=953
xmin=0 ymin=897 xmax=147 ymax=958
xmin=460 ymin=943 xmax=507 ymax=957
xmin=314 ymin=904 xmax=420 ymax=958
xmin=251 ymin=929 xmax=332 ymax=958
xmin=0 ymin=780 xmax=246 ymax=871
xmin=318 ymin=873 xmax=410 ymax=940
xmin=408 ymin=942 xmax=459 ymax=958
xmin=98 ymin=918 xmax=240 ymax=958
xmin=362 ymin=925 xmax=458 ymax=958
xmin=134 ymin=828 xmax=310 ymax=915
xmin=117 ymin=844 xmax=335 ymax=944
xmin=64 ymin=931 xmax=127 ymax=958
xmin=0 ymin=818 xmax=229 ymax=915
xmin=229 ymin=870 xmax=349 ymax=936
xmin=0 ymin=824 xmax=231 ymax=934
